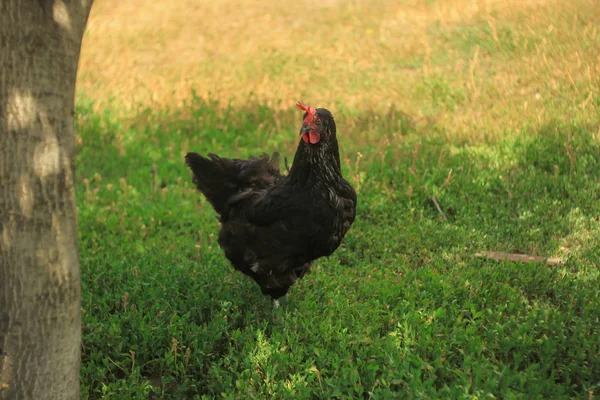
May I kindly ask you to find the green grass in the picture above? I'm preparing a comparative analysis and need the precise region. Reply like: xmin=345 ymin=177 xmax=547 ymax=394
xmin=76 ymin=95 xmax=600 ymax=399
xmin=75 ymin=0 xmax=599 ymax=397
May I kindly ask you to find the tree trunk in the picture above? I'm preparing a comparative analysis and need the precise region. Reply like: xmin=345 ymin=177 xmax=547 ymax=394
xmin=0 ymin=1 xmax=93 ymax=398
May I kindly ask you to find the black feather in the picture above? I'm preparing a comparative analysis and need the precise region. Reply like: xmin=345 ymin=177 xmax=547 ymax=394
xmin=185 ymin=152 xmax=281 ymax=216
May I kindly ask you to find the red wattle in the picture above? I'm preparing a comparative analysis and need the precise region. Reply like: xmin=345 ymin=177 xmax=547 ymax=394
xmin=302 ymin=133 xmax=309 ymax=143
xmin=309 ymin=131 xmax=320 ymax=144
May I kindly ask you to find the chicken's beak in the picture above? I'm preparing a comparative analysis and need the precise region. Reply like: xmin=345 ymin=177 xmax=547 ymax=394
xmin=299 ymin=124 xmax=311 ymax=136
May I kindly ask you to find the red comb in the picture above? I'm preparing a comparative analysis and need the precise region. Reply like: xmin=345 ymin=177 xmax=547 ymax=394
xmin=296 ymin=101 xmax=316 ymax=124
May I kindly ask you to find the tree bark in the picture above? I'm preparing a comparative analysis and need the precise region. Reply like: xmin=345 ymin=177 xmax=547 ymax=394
xmin=0 ymin=1 xmax=93 ymax=398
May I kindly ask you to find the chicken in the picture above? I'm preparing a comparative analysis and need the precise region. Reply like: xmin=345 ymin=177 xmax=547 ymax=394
xmin=185 ymin=102 xmax=357 ymax=307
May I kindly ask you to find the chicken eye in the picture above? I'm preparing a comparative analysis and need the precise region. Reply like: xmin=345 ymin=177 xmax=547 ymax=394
xmin=316 ymin=118 xmax=321 ymax=124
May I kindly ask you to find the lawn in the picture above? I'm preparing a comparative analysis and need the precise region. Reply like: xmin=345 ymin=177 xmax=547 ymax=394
xmin=76 ymin=0 xmax=600 ymax=398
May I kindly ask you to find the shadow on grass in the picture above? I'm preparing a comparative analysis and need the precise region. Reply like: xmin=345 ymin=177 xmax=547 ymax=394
xmin=75 ymin=97 xmax=600 ymax=399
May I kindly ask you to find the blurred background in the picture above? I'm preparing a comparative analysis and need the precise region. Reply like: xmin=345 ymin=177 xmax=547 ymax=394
xmin=77 ymin=0 xmax=599 ymax=140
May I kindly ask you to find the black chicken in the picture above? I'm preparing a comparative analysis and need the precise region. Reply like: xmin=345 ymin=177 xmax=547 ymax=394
xmin=185 ymin=102 xmax=356 ymax=307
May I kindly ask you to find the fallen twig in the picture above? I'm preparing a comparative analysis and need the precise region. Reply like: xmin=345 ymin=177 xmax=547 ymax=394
xmin=474 ymin=251 xmax=564 ymax=266
xmin=152 ymin=164 xmax=158 ymax=193
xmin=430 ymin=196 xmax=447 ymax=220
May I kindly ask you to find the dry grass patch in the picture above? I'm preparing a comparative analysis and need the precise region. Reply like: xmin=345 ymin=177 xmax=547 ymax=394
xmin=78 ymin=0 xmax=599 ymax=140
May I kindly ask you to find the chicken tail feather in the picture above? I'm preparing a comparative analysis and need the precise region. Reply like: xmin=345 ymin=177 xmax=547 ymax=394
xmin=185 ymin=151 xmax=281 ymax=216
